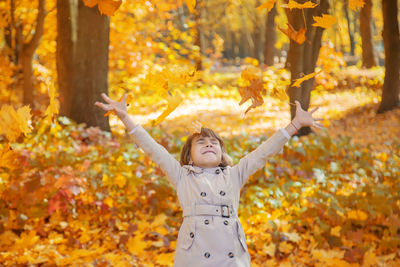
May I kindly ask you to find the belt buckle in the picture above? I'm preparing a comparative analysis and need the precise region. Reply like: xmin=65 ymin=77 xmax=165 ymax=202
xmin=221 ymin=205 xmax=230 ymax=218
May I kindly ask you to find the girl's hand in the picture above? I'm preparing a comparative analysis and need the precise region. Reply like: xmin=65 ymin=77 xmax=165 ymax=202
xmin=94 ymin=93 xmax=128 ymax=119
xmin=293 ymin=100 xmax=325 ymax=129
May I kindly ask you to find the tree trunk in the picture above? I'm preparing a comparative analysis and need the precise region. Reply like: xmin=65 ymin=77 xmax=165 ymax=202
xmin=286 ymin=0 xmax=329 ymax=136
xmin=264 ymin=5 xmax=277 ymax=66
xmin=193 ymin=0 xmax=203 ymax=71
xmin=344 ymin=2 xmax=355 ymax=56
xmin=360 ymin=0 xmax=376 ymax=68
xmin=56 ymin=0 xmax=110 ymax=131
xmin=377 ymin=0 xmax=400 ymax=113
xmin=15 ymin=0 xmax=46 ymax=108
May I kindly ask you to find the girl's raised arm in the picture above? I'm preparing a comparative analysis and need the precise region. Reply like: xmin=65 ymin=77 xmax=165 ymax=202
xmin=232 ymin=101 xmax=325 ymax=190
xmin=95 ymin=93 xmax=182 ymax=190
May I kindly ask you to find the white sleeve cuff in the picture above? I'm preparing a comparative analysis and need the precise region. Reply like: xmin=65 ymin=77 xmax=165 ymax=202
xmin=128 ymin=125 xmax=140 ymax=135
xmin=279 ymin=128 xmax=291 ymax=139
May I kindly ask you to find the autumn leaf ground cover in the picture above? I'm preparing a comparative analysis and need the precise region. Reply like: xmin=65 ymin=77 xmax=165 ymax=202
xmin=1 ymin=67 xmax=400 ymax=266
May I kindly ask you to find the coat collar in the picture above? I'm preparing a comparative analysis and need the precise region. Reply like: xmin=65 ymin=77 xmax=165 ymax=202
xmin=183 ymin=165 xmax=226 ymax=175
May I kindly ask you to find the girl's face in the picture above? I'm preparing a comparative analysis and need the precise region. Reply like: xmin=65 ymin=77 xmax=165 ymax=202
xmin=190 ymin=135 xmax=222 ymax=168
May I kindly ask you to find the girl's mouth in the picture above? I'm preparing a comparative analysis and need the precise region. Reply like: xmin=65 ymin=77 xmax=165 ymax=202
xmin=202 ymin=150 xmax=216 ymax=155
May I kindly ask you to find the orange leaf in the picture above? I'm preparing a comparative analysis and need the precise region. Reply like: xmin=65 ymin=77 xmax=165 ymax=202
xmin=291 ymin=70 xmax=321 ymax=87
xmin=281 ymin=0 xmax=318 ymax=10
xmin=349 ymin=0 xmax=365 ymax=10
xmin=278 ymin=23 xmax=306 ymax=44
xmin=0 ymin=144 xmax=19 ymax=170
xmin=238 ymin=67 xmax=265 ymax=114
xmin=98 ymin=0 xmax=122 ymax=16
xmin=82 ymin=0 xmax=98 ymax=8
xmin=256 ymin=0 xmax=277 ymax=12
xmin=184 ymin=0 xmax=196 ymax=14
xmin=312 ymin=14 xmax=337 ymax=29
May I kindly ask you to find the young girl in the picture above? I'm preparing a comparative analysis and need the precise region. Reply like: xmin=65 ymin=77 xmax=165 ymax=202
xmin=95 ymin=93 xmax=324 ymax=266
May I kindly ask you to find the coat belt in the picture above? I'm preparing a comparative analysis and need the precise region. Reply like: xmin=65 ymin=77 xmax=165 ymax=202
xmin=183 ymin=204 xmax=236 ymax=218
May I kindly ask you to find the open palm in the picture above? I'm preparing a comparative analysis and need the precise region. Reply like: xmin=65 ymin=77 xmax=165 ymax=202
xmin=94 ymin=93 xmax=128 ymax=119
xmin=294 ymin=100 xmax=325 ymax=129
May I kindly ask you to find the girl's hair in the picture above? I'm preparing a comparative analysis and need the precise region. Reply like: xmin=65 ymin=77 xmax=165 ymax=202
xmin=180 ymin=127 xmax=233 ymax=167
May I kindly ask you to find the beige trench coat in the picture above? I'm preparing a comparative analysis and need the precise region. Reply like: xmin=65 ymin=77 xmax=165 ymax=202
xmin=130 ymin=126 xmax=290 ymax=267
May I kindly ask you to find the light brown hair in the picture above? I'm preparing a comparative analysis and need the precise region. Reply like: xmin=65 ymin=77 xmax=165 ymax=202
xmin=180 ymin=127 xmax=233 ymax=167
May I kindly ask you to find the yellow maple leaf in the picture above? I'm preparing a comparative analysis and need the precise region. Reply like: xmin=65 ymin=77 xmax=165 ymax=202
xmin=126 ymin=233 xmax=149 ymax=255
xmin=330 ymin=226 xmax=341 ymax=237
xmin=263 ymin=243 xmax=276 ymax=257
xmin=98 ymin=0 xmax=122 ymax=16
xmin=312 ymin=14 xmax=337 ymax=29
xmin=256 ymin=0 xmax=277 ymax=12
xmin=347 ymin=209 xmax=368 ymax=220
xmin=291 ymin=70 xmax=321 ymax=87
xmin=278 ymin=23 xmax=306 ymax=44
xmin=278 ymin=241 xmax=294 ymax=254
xmin=153 ymin=90 xmax=183 ymax=126
xmin=349 ymin=0 xmax=365 ymax=10
xmin=0 ymin=105 xmax=32 ymax=142
xmin=154 ymin=252 xmax=175 ymax=265
xmin=281 ymin=0 xmax=318 ymax=10
xmin=114 ymin=174 xmax=126 ymax=188
xmin=184 ymin=0 xmax=196 ymax=14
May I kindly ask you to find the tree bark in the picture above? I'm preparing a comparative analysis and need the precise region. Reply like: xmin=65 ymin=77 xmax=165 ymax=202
xmin=56 ymin=0 xmax=110 ymax=131
xmin=377 ymin=0 xmax=400 ymax=113
xmin=286 ymin=0 xmax=329 ymax=136
xmin=15 ymin=0 xmax=46 ymax=108
xmin=344 ymin=2 xmax=355 ymax=56
xmin=263 ymin=5 xmax=277 ymax=66
xmin=360 ymin=0 xmax=376 ymax=68
xmin=193 ymin=0 xmax=203 ymax=71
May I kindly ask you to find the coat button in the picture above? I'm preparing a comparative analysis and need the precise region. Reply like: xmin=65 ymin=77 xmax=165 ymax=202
xmin=219 ymin=190 xmax=226 ymax=196
xmin=204 ymin=219 xmax=209 ymax=225
xmin=190 ymin=232 xmax=194 ymax=238
xmin=200 ymin=192 xmax=206 ymax=197
xmin=224 ymin=220 xmax=228 ymax=225
xmin=228 ymin=252 xmax=234 ymax=258
xmin=215 ymin=169 xmax=220 ymax=174
xmin=204 ymin=252 xmax=211 ymax=258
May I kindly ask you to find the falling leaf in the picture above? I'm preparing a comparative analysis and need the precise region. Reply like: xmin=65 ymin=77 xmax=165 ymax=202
xmin=263 ymin=243 xmax=276 ymax=257
xmin=278 ymin=23 xmax=306 ymax=44
xmin=44 ymin=84 xmax=59 ymax=123
xmin=312 ymin=14 xmax=337 ymax=29
xmin=82 ymin=0 xmax=98 ymax=8
xmin=237 ymin=67 xmax=265 ymax=114
xmin=98 ymin=0 xmax=122 ymax=16
xmin=153 ymin=90 xmax=183 ymax=126
xmin=281 ymin=0 xmax=318 ymax=10
xmin=256 ymin=0 xmax=277 ymax=12
xmin=349 ymin=0 xmax=365 ymax=10
xmin=184 ymin=0 xmax=196 ymax=14
xmin=104 ymin=94 xmax=133 ymax=117
xmin=292 ymin=70 xmax=321 ymax=87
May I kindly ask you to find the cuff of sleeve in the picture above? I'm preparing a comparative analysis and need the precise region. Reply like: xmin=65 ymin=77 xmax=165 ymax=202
xmin=279 ymin=128 xmax=291 ymax=139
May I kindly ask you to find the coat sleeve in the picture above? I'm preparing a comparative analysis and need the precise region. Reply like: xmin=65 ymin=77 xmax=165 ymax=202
xmin=231 ymin=128 xmax=290 ymax=190
xmin=129 ymin=125 xmax=182 ymax=189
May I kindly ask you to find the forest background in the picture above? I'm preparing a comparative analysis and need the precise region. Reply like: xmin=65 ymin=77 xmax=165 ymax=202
xmin=0 ymin=0 xmax=399 ymax=266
